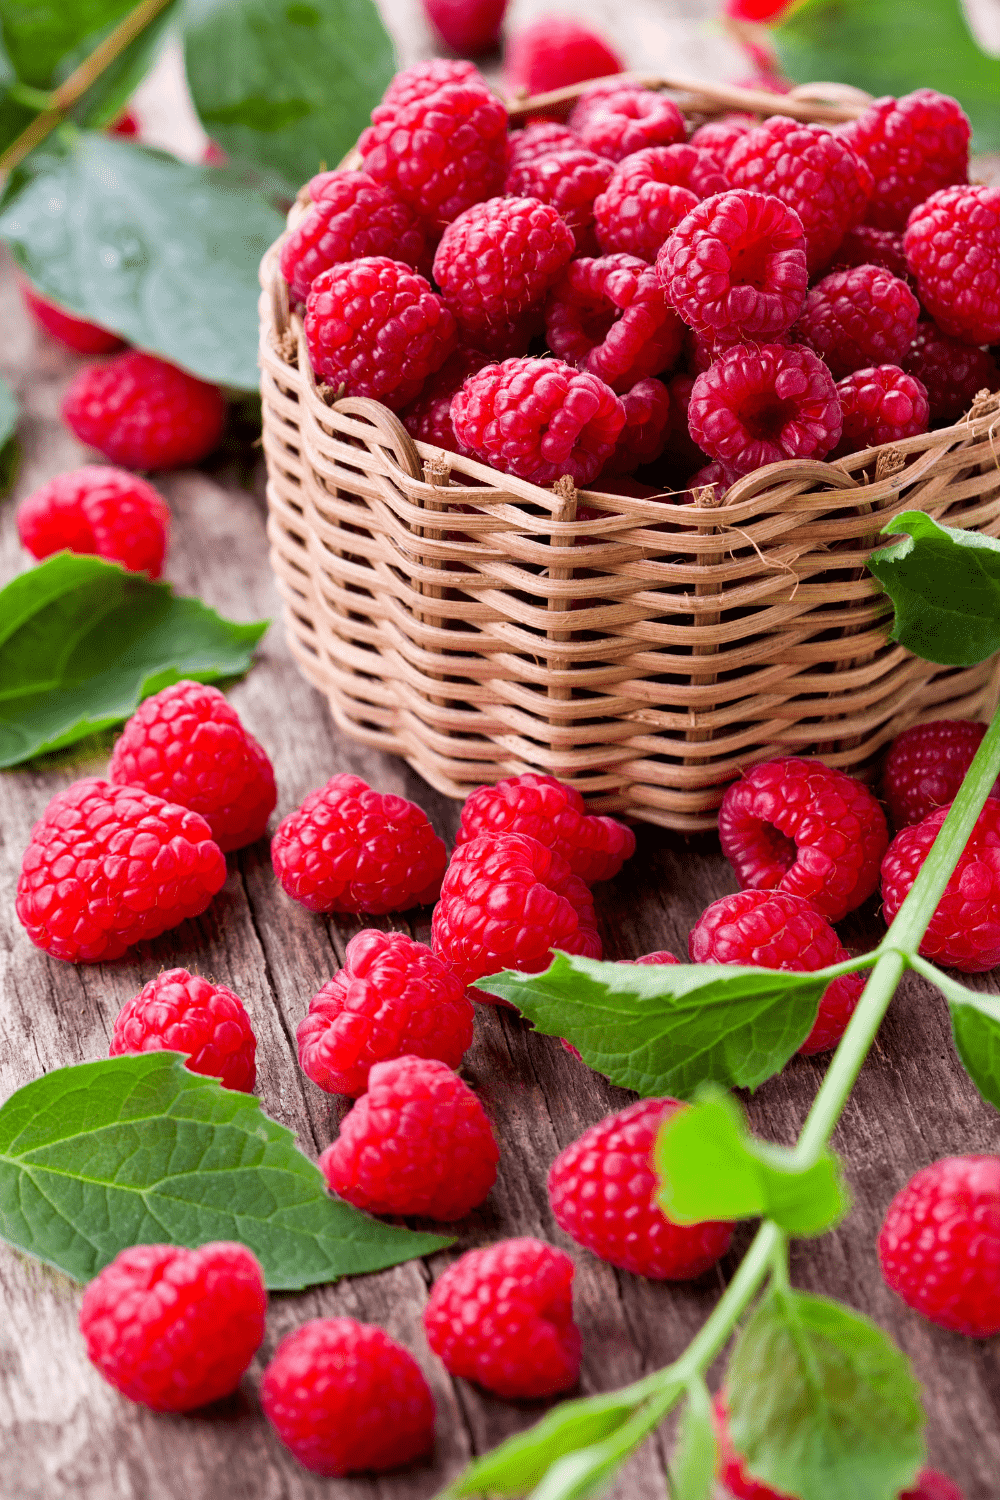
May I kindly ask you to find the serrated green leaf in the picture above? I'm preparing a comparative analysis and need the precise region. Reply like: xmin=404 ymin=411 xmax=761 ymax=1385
xmin=654 ymin=1086 xmax=849 ymax=1237
xmin=911 ymin=955 xmax=1000 ymax=1112
xmin=0 ymin=552 xmax=267 ymax=767
xmin=0 ymin=1053 xmax=450 ymax=1288
xmin=669 ymin=1381 xmax=716 ymax=1500
xmin=727 ymin=1288 xmax=925 ymax=1500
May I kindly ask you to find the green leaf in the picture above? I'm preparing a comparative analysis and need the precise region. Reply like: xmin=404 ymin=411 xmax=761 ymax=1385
xmin=476 ymin=952 xmax=842 ymax=1098
xmin=0 ymin=372 xmax=16 ymax=447
xmin=772 ymin=0 xmax=1000 ymax=152
xmin=669 ymin=1380 xmax=716 ymax=1500
xmin=0 ymin=552 xmax=267 ymax=767
xmin=0 ymin=132 xmax=284 ymax=388
xmin=654 ymin=1086 xmax=850 ymax=1237
xmin=182 ymin=0 xmax=395 ymax=194
xmin=726 ymin=1288 xmax=925 ymax=1500
xmin=0 ymin=1053 xmax=450 ymax=1288
xmin=910 ymin=955 xmax=1000 ymax=1112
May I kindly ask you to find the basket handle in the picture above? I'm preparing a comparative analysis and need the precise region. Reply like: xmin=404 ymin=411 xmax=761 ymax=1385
xmin=330 ymin=396 xmax=424 ymax=483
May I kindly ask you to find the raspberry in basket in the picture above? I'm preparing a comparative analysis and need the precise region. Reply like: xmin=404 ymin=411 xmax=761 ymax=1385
xmin=62 ymin=351 xmax=226 ymax=470
xmin=424 ymin=0 xmax=506 ymax=56
xmin=505 ymin=148 xmax=614 ymax=255
xmin=902 ymin=324 xmax=1000 ymax=427
xmin=297 ymin=928 xmax=474 ymax=1096
xmin=108 ymin=680 xmax=276 ymax=852
xmin=501 ymin=17 xmax=623 ymax=96
xmin=881 ymin=799 xmax=1000 ymax=971
xmin=883 ymin=719 xmax=998 ymax=829
xmin=271 ymin=772 xmax=446 ymax=915
xmin=279 ymin=172 xmax=432 ymax=301
xmin=507 ymin=120 xmax=579 ymax=173
xmin=663 ymin=371 xmax=710 ymax=473
xmin=688 ymin=117 xmax=751 ymax=171
xmin=456 ymin=772 xmax=636 ymax=883
xmin=718 ymin=756 xmax=888 ymax=923
xmin=382 ymin=58 xmax=487 ymax=108
xmin=110 ymin=968 xmax=257 ymax=1091
xmin=16 ymin=778 xmax=226 ymax=963
xmin=20 ymin=280 xmax=125 ymax=354
xmin=577 ymin=89 xmax=686 ymax=164
xmin=839 ymin=89 xmax=970 ymax=232
xmin=423 ymin=1238 xmax=580 ymax=1398
xmin=402 ymin=346 xmax=491 ymax=453
xmin=304 ymin=257 xmax=456 ymax=411
xmin=450 ymin=356 xmax=625 ymax=486
xmin=833 ymin=224 xmax=911 ymax=284
xmin=686 ymin=460 xmax=738 ymax=501
xmin=17 ymin=465 xmax=170 ymax=577
xmin=593 ymin=145 xmax=729 ymax=262
xmin=904 ymin=186 xmax=1000 ymax=347
xmin=600 ymin=376 xmax=671 ymax=476
xmin=794 ymin=264 xmax=919 ymax=380
xmin=319 ymin=1054 xmax=499 ymax=1219
xmin=834 ymin=365 xmax=929 ymax=457
xmin=688 ymin=343 xmax=842 ymax=477
xmin=545 ymin=254 xmax=684 ymax=393
xmin=567 ymin=80 xmax=649 ymax=132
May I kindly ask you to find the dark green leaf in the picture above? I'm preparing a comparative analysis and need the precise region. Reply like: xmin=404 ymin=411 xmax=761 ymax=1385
xmin=0 ymin=1053 xmax=450 ymax=1288
xmin=0 ymin=42 xmax=39 ymax=156
xmin=727 ymin=1288 xmax=925 ymax=1500
xmin=182 ymin=0 xmax=395 ymax=194
xmin=0 ymin=374 xmax=18 ymax=497
xmin=0 ymin=132 xmax=284 ymax=388
xmin=0 ymin=372 xmax=16 ymax=447
xmin=0 ymin=552 xmax=267 ymax=767
xmin=654 ymin=1086 xmax=849 ymax=1237
xmin=911 ymin=955 xmax=1000 ymax=1112
xmin=670 ymin=1381 xmax=716 ymax=1500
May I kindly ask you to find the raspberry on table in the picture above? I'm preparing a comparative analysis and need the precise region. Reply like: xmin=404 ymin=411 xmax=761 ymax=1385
xmin=548 ymin=1098 xmax=734 ymax=1278
xmin=16 ymin=778 xmax=227 ymax=963
xmin=688 ymin=342 xmax=842 ymax=477
xmin=279 ymin=172 xmax=432 ymax=302
xmin=545 ymin=254 xmax=684 ymax=393
xmin=593 ymin=145 xmax=729 ymax=262
xmin=883 ymin=719 xmax=997 ymax=828
xmin=578 ymin=89 xmax=686 ymax=164
xmin=881 ymin=799 xmax=1000 ymax=971
xmin=507 ymin=120 xmax=579 ymax=172
xmin=456 ymin=772 xmax=635 ymax=884
xmin=878 ymin=1155 xmax=1000 ymax=1337
xmin=79 ymin=1242 xmax=266 ymax=1411
xmin=402 ymin=346 xmax=491 ymax=453
xmin=260 ymin=1317 xmax=434 ymax=1476
xmin=688 ymin=118 xmax=751 ymax=172
xmin=110 ymin=968 xmax=257 ymax=1091
xmin=833 ymin=224 xmax=911 ymax=284
xmin=501 ymin=18 xmax=623 ymax=95
xmin=297 ymin=928 xmax=474 ymax=1096
xmin=16 ymin=465 xmax=170 ymax=577
xmin=20 ymin=280 xmax=125 ymax=354
xmin=505 ymin=148 xmax=614 ymax=255
xmin=319 ymin=1054 xmax=499 ymax=1219
xmin=835 ymin=364 xmax=929 ymax=457
xmin=108 ymin=680 xmax=276 ymax=852
xmin=718 ymin=756 xmax=889 ymax=923
xmin=900 ymin=1475 xmax=966 ymax=1500
xmin=304 ymin=257 xmax=456 ymax=411
xmin=271 ymin=772 xmax=446 ymax=915
xmin=600 ymin=376 xmax=671 ymax=476
xmin=424 ymin=0 xmax=506 ymax=56
xmin=839 ymin=89 xmax=970 ymax=232
xmin=424 ymin=1237 xmax=580 ymax=1398
xmin=794 ymin=264 xmax=919 ymax=380
xmin=62 ymin=352 xmax=226 ymax=470
xmin=902 ymin=323 xmax=1000 ymax=427
xmin=382 ymin=58 xmax=487 ymax=108
xmin=689 ymin=889 xmax=865 ymax=1055
xmin=904 ymin=186 xmax=1000 ymax=347
xmin=713 ymin=1392 xmax=792 ymax=1499
xmin=451 ymin=357 xmax=625 ymax=486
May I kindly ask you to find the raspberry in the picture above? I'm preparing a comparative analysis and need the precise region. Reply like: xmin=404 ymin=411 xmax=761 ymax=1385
xmin=382 ymin=59 xmax=487 ymax=108
xmin=881 ymin=799 xmax=1000 ymax=971
xmin=689 ymin=889 xmax=865 ymax=1055
xmin=835 ymin=364 xmax=929 ymax=456
xmin=16 ymin=778 xmax=226 ymax=963
xmin=260 ymin=1317 xmax=434 ymax=1476
xmin=402 ymin=346 xmax=490 ymax=452
xmin=663 ymin=371 xmax=710 ymax=472
xmin=79 ymin=1242 xmax=266 ymax=1411
xmin=718 ymin=756 xmax=888 ymax=922
xmin=359 ymin=82 xmax=508 ymax=230
xmin=107 ymin=680 xmax=276 ymax=852
xmin=628 ymin=950 xmax=681 ymax=965
xmin=304 ymin=257 xmax=456 ymax=411
xmin=423 ymin=0 xmax=506 ymax=56
xmin=902 ymin=323 xmax=1000 ymax=427
xmin=567 ymin=81 xmax=649 ymax=133
xmin=319 ymin=1055 xmax=498 ymax=1219
xmin=296 ymin=928 xmax=474 ymax=1096
xmin=901 ymin=1476 xmax=965 ymax=1500
xmin=505 ymin=148 xmax=614 ymax=256
xmin=688 ymin=118 xmax=751 ymax=171
xmin=20 ymin=280 xmax=125 ymax=354
xmin=578 ymin=90 xmax=686 ymax=164
xmin=431 ymin=831 xmax=602 ymax=1000
xmin=108 ymin=109 xmax=140 ymax=138
xmin=904 ymin=186 xmax=1000 ymax=347
xmin=878 ymin=1155 xmax=1000 ymax=1337
xmin=713 ymin=1393 xmax=791 ymax=1499
xmin=271 ymin=772 xmax=446 ymax=915
xmin=840 ymin=90 xmax=970 ymax=232
xmin=548 ymin=1098 xmax=734 ymax=1278
xmin=507 ymin=120 xmax=578 ymax=172
xmin=686 ymin=459 xmax=738 ymax=500
xmin=594 ymin=146 xmax=729 ymax=263
xmin=883 ymin=719 xmax=997 ymax=828
xmin=656 ymin=191 xmax=808 ymax=344
xmin=424 ymin=1237 xmax=580 ymax=1398
xmin=279 ymin=172 xmax=432 ymax=302
xmin=501 ymin=18 xmax=623 ymax=95
xmin=455 ymin=772 xmax=635 ymax=883
xmin=833 ymin=224 xmax=911 ymax=283
xmin=688 ymin=343 xmax=842 ymax=477
xmin=795 ymin=264 xmax=919 ymax=379
xmin=109 ymin=968 xmax=256 ymax=1091
xmin=600 ymin=376 xmax=671 ymax=476
xmin=545 ymin=254 xmax=684 ymax=393
xmin=16 ymin=465 xmax=170 ymax=577
xmin=62 ymin=352 xmax=226 ymax=470
xmin=433 ymin=197 xmax=575 ymax=353
xmin=451 ymin=357 xmax=625 ymax=486
xmin=725 ymin=117 xmax=872 ymax=274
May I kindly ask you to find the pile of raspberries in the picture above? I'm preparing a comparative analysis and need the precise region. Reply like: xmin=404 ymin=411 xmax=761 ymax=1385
xmin=280 ymin=63 xmax=1000 ymax=494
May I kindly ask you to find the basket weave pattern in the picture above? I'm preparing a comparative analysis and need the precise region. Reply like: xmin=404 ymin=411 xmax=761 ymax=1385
xmin=260 ymin=77 xmax=1000 ymax=831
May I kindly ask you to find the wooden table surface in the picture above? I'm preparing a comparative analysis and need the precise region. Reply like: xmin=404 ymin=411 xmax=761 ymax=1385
xmin=2 ymin=6 xmax=999 ymax=1497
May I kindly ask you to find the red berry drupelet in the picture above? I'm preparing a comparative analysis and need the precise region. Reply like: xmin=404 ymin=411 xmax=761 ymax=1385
xmin=577 ymin=89 xmax=686 ymax=164
xmin=501 ymin=18 xmax=623 ymax=96
xmin=17 ymin=465 xmax=170 ymax=577
xmin=794 ymin=263 xmax=919 ymax=380
xmin=108 ymin=680 xmax=276 ymax=852
xmin=839 ymin=89 xmax=970 ymax=232
xmin=79 ymin=1242 xmax=266 ymax=1411
xmin=319 ymin=1054 xmax=499 ymax=1219
xmin=271 ymin=772 xmax=446 ymax=915
xmin=904 ymin=186 xmax=1000 ymax=347
xmin=261 ymin=1317 xmax=434 ymax=1476
xmin=62 ymin=352 xmax=226 ymax=470
xmin=402 ymin=346 xmax=490 ymax=453
xmin=902 ymin=323 xmax=1000 ymax=427
xmin=686 ymin=459 xmax=739 ymax=501
xmin=881 ymin=799 xmax=1000 ymax=972
xmin=548 ymin=1098 xmax=734 ymax=1279
xmin=718 ymin=756 xmax=888 ymax=923
xmin=297 ymin=928 xmax=474 ymax=1096
xmin=382 ymin=58 xmax=486 ymax=108
xmin=833 ymin=224 xmax=911 ymax=283
xmin=593 ymin=145 xmax=729 ymax=262
xmin=688 ymin=343 xmax=842 ymax=477
xmin=545 ymin=255 xmax=684 ymax=393
xmin=688 ymin=117 xmax=751 ymax=172
xmin=456 ymin=772 xmax=635 ymax=884
xmin=110 ymin=969 xmax=257 ymax=1091
xmin=17 ymin=779 xmax=227 ymax=963
xmin=835 ymin=365 xmax=929 ymax=456
xmin=20 ymin=281 xmax=125 ymax=354
xmin=279 ymin=172 xmax=432 ymax=301
xmin=507 ymin=120 xmax=579 ymax=173
xmin=883 ymin=719 xmax=997 ymax=829
xmin=600 ymin=376 xmax=671 ymax=476
xmin=424 ymin=1238 xmax=580 ymax=1398
xmin=504 ymin=148 xmax=614 ymax=255
xmin=424 ymin=0 xmax=506 ymax=56
xmin=567 ymin=81 xmax=650 ymax=133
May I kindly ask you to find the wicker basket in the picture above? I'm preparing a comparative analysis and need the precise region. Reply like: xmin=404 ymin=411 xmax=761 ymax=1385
xmin=260 ymin=74 xmax=1000 ymax=832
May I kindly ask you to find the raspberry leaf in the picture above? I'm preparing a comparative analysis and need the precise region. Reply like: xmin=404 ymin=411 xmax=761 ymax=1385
xmin=0 ymin=1053 xmax=451 ymax=1288
xmin=654 ymin=1086 xmax=850 ymax=1236
xmin=726 ymin=1287 xmax=925 ymax=1500
xmin=669 ymin=1379 xmax=716 ymax=1500
xmin=911 ymin=955 xmax=1000 ymax=1111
